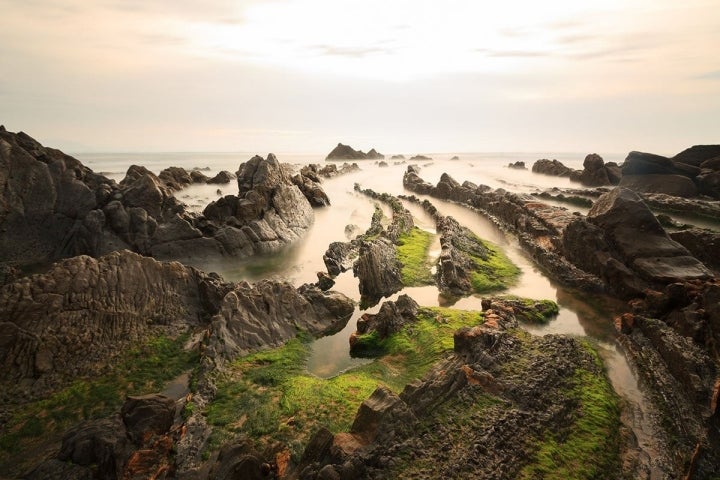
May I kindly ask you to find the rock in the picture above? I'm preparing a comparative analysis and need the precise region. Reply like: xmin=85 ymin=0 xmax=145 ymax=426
xmin=672 ymin=145 xmax=720 ymax=167
xmin=0 ymin=250 xmax=230 ymax=394
xmin=56 ymin=418 xmax=128 ymax=478
xmin=562 ymin=188 xmax=712 ymax=296
xmin=291 ymin=172 xmax=331 ymax=207
xmin=507 ymin=161 xmax=526 ymax=169
xmin=205 ymin=280 xmax=354 ymax=359
xmin=323 ymin=241 xmax=355 ymax=276
xmin=325 ymin=143 xmax=383 ymax=160
xmin=158 ymin=166 xmax=193 ymax=191
xmin=317 ymin=271 xmax=336 ymax=291
xmin=190 ymin=169 xmax=209 ymax=183
xmin=391 ymin=155 xmax=405 ymax=160
xmin=670 ymin=229 xmax=720 ymax=271
xmin=207 ymin=170 xmax=235 ymax=184
xmin=577 ymin=153 xmax=617 ymax=186
xmin=361 ymin=295 xmax=418 ymax=335
xmin=120 ymin=394 xmax=176 ymax=445
xmin=409 ymin=154 xmax=432 ymax=161
xmin=450 ymin=155 xmax=460 ymax=161
xmin=532 ymin=158 xmax=575 ymax=177
xmin=353 ymin=238 xmax=403 ymax=307
xmin=366 ymin=148 xmax=385 ymax=160
xmin=619 ymin=173 xmax=698 ymax=197
xmin=378 ymin=161 xmax=388 ymax=167
xmin=622 ymin=151 xmax=677 ymax=175
xmin=208 ymin=438 xmax=266 ymax=480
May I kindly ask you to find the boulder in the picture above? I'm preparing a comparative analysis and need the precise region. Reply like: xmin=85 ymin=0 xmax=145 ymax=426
xmin=158 ymin=166 xmax=193 ymax=191
xmin=120 ymin=394 xmax=176 ymax=445
xmin=208 ymin=170 xmax=235 ymax=184
xmin=531 ymin=158 xmax=575 ymax=177
xmin=622 ymin=151 xmax=677 ymax=175
xmin=353 ymin=238 xmax=403 ymax=307
xmin=672 ymin=145 xmax=720 ymax=167
xmin=619 ymin=174 xmax=698 ymax=197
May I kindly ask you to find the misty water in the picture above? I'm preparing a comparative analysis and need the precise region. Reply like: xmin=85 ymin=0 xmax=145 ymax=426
xmin=77 ymin=150 xmax=667 ymax=463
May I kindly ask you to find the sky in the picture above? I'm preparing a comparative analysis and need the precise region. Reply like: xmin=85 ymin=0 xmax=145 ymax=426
xmin=1 ymin=0 xmax=718 ymax=155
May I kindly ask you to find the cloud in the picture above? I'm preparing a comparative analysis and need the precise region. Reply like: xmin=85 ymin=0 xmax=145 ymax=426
xmin=312 ymin=45 xmax=392 ymax=58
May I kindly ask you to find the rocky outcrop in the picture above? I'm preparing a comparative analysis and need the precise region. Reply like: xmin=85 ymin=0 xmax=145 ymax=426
xmin=300 ymin=162 xmax=360 ymax=180
xmin=532 ymin=155 xmax=620 ymax=187
xmin=409 ymin=154 xmax=432 ymax=161
xmin=619 ymin=149 xmax=720 ymax=198
xmin=669 ymin=228 xmax=720 ymax=272
xmin=204 ymin=281 xmax=354 ymax=360
xmin=532 ymin=158 xmax=575 ymax=177
xmin=403 ymin=166 xmax=606 ymax=294
xmin=326 ymin=143 xmax=384 ymax=160
xmin=350 ymin=295 xmax=419 ymax=356
xmin=207 ymin=170 xmax=235 ymax=184
xmin=28 ymin=394 xmax=181 ymax=480
xmin=507 ymin=161 xmax=526 ymax=170
xmin=573 ymin=153 xmax=621 ymax=186
xmin=0 ymin=250 xmax=228 ymax=398
xmin=562 ymin=188 xmax=711 ymax=297
xmin=353 ymin=238 xmax=403 ymax=307
xmin=0 ymin=128 xmax=324 ymax=267
xmin=299 ymin=300 xmax=622 ymax=479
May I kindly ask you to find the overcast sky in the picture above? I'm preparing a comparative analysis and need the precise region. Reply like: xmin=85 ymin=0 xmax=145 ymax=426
xmin=1 ymin=0 xmax=718 ymax=155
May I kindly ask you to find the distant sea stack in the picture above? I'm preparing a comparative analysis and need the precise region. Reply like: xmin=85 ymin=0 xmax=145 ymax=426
xmin=326 ymin=143 xmax=384 ymax=160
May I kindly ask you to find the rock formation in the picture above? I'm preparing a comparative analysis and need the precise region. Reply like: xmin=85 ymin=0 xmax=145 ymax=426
xmin=0 ymin=128 xmax=330 ymax=268
xmin=325 ymin=143 xmax=384 ymax=160
xmin=299 ymin=298 xmax=621 ymax=478
xmin=532 ymin=154 xmax=620 ymax=187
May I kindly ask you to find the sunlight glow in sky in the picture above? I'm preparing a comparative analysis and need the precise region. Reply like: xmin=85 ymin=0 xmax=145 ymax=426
xmin=0 ymin=0 xmax=718 ymax=154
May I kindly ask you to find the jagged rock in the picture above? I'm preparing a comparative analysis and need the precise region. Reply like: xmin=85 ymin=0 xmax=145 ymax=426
xmin=207 ymin=170 xmax=235 ymax=184
xmin=301 ymin=301 xmax=622 ymax=479
xmin=562 ymin=188 xmax=711 ymax=296
xmin=326 ymin=143 xmax=383 ymax=160
xmin=205 ymin=281 xmax=354 ymax=360
xmin=317 ymin=271 xmax=335 ymax=291
xmin=507 ymin=161 xmax=526 ymax=169
xmin=323 ymin=241 xmax=356 ymax=276
xmin=353 ymin=238 xmax=403 ymax=306
xmin=208 ymin=438 xmax=267 ymax=480
xmin=409 ymin=154 xmax=432 ymax=161
xmin=159 ymin=166 xmax=194 ymax=191
xmin=291 ymin=172 xmax=331 ymax=207
xmin=352 ymin=295 xmax=419 ymax=354
xmin=190 ymin=169 xmax=209 ymax=183
xmin=0 ymin=250 xmax=230 ymax=396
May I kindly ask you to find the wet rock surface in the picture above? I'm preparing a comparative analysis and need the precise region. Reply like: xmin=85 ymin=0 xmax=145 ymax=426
xmin=404 ymin=165 xmax=720 ymax=479
xmin=299 ymin=298 xmax=621 ymax=479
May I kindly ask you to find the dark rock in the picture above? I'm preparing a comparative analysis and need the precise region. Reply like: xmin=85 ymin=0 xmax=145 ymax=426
xmin=531 ymin=158 xmax=575 ymax=177
xmin=326 ymin=143 xmax=383 ymax=160
xmin=208 ymin=438 xmax=266 ymax=480
xmin=378 ymin=161 xmax=388 ymax=167
xmin=120 ymin=394 xmax=176 ymax=445
xmin=324 ymin=241 xmax=355 ymax=276
xmin=577 ymin=153 xmax=614 ymax=186
xmin=450 ymin=155 xmax=460 ymax=161
xmin=291 ymin=172 xmax=331 ymax=207
xmin=205 ymin=280 xmax=354 ymax=359
xmin=619 ymin=174 xmax=698 ymax=197
xmin=353 ymin=238 xmax=403 ymax=307
xmin=317 ymin=271 xmax=336 ymax=291
xmin=158 ymin=166 xmax=193 ymax=191
xmin=57 ymin=418 xmax=128 ymax=478
xmin=622 ymin=151 xmax=677 ymax=175
xmin=507 ymin=161 xmax=526 ymax=169
xmin=0 ymin=250 xmax=230 ymax=395
xmin=355 ymin=295 xmax=419 ymax=339
xmin=390 ymin=155 xmax=405 ymax=160
xmin=207 ymin=170 xmax=235 ymax=184
xmin=409 ymin=154 xmax=432 ymax=161
xmin=670 ymin=229 xmax=720 ymax=272
xmin=672 ymin=145 xmax=720 ymax=167
xmin=190 ymin=169 xmax=209 ymax=183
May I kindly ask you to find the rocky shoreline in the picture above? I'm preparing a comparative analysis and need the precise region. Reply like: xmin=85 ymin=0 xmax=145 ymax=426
xmin=1 ymin=130 xmax=719 ymax=479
